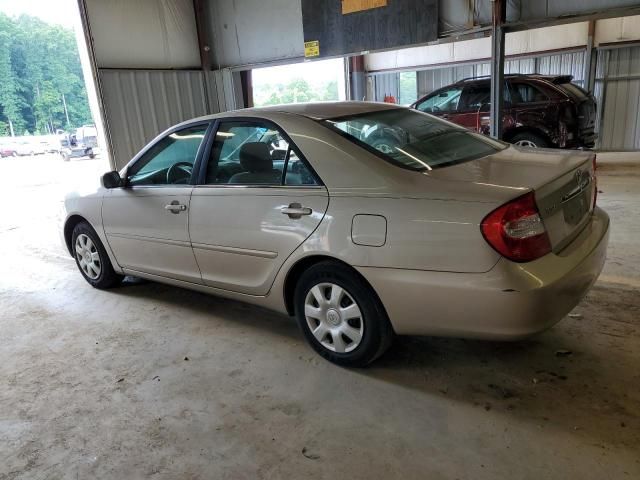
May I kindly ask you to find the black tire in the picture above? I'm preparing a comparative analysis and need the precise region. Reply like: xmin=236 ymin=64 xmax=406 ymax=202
xmin=510 ymin=132 xmax=550 ymax=148
xmin=294 ymin=261 xmax=394 ymax=367
xmin=71 ymin=221 xmax=123 ymax=289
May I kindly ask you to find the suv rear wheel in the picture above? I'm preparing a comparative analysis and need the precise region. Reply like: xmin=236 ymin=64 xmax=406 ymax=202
xmin=511 ymin=132 xmax=550 ymax=148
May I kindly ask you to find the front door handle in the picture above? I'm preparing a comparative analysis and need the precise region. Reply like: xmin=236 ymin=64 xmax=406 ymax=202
xmin=165 ymin=201 xmax=187 ymax=214
xmin=281 ymin=203 xmax=312 ymax=219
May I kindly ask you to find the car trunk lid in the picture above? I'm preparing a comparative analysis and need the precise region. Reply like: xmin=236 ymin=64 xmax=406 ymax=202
xmin=426 ymin=146 xmax=596 ymax=250
xmin=534 ymin=155 xmax=596 ymax=251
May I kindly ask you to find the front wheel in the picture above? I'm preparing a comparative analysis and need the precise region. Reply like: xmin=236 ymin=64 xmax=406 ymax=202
xmin=294 ymin=261 xmax=394 ymax=367
xmin=72 ymin=222 xmax=123 ymax=289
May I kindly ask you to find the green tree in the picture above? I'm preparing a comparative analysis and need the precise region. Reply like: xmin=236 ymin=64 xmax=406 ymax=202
xmin=255 ymin=78 xmax=338 ymax=107
xmin=0 ymin=13 xmax=91 ymax=135
xmin=399 ymin=72 xmax=418 ymax=105
xmin=321 ymin=80 xmax=339 ymax=101
xmin=0 ymin=15 xmax=25 ymax=134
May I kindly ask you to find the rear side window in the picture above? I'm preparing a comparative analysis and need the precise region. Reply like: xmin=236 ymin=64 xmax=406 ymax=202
xmin=284 ymin=149 xmax=317 ymax=186
xmin=510 ymin=82 xmax=549 ymax=103
xmin=459 ymin=85 xmax=490 ymax=111
xmin=415 ymin=87 xmax=462 ymax=113
xmin=204 ymin=120 xmax=318 ymax=186
xmin=559 ymin=82 xmax=590 ymax=100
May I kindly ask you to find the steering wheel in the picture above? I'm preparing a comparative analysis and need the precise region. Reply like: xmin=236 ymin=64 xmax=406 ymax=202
xmin=166 ymin=161 xmax=193 ymax=184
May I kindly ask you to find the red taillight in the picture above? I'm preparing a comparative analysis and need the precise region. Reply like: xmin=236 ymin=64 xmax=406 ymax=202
xmin=481 ymin=192 xmax=552 ymax=263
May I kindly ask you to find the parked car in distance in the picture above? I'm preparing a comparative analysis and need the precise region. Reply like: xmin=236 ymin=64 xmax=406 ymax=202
xmin=31 ymin=141 xmax=46 ymax=156
xmin=0 ymin=143 xmax=18 ymax=157
xmin=62 ymin=102 xmax=609 ymax=366
xmin=15 ymin=140 xmax=36 ymax=156
xmin=412 ymin=74 xmax=597 ymax=149
xmin=40 ymin=137 xmax=60 ymax=153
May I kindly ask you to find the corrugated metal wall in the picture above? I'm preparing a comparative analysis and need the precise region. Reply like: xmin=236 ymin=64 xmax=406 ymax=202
xmin=594 ymin=45 xmax=640 ymax=150
xmin=374 ymin=74 xmax=400 ymax=101
xmin=99 ymin=69 xmax=238 ymax=169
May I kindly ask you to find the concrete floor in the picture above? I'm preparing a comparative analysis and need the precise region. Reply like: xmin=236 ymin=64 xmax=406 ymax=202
xmin=1 ymin=155 xmax=639 ymax=479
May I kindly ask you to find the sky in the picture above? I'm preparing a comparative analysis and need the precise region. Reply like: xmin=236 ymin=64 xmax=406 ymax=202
xmin=0 ymin=0 xmax=77 ymax=28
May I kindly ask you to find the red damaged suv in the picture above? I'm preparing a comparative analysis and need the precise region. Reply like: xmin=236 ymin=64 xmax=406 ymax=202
xmin=412 ymin=74 xmax=597 ymax=149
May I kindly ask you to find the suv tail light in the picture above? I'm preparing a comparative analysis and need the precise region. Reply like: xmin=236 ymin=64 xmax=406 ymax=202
xmin=480 ymin=192 xmax=551 ymax=263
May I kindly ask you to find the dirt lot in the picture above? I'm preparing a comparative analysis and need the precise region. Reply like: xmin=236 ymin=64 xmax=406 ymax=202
xmin=0 ymin=154 xmax=638 ymax=479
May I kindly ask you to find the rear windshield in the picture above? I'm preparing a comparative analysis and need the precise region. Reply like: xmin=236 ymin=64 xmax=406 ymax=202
xmin=323 ymin=108 xmax=506 ymax=171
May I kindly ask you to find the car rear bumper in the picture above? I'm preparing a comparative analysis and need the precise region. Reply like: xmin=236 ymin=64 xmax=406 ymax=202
xmin=357 ymin=207 xmax=610 ymax=339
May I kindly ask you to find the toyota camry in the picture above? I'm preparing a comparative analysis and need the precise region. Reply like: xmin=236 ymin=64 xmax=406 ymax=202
xmin=62 ymin=102 xmax=609 ymax=366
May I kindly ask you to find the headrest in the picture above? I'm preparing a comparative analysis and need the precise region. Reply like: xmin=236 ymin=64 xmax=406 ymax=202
xmin=240 ymin=142 xmax=273 ymax=172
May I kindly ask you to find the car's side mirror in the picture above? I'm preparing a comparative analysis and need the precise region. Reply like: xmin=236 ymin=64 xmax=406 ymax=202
xmin=101 ymin=171 xmax=123 ymax=189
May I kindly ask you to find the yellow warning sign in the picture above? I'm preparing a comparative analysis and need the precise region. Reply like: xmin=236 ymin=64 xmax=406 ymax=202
xmin=342 ymin=0 xmax=387 ymax=15
xmin=304 ymin=40 xmax=320 ymax=58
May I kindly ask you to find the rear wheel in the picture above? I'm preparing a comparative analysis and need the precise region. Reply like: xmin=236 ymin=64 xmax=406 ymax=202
xmin=511 ymin=132 xmax=550 ymax=148
xmin=294 ymin=261 xmax=394 ymax=367
xmin=72 ymin=222 xmax=123 ymax=289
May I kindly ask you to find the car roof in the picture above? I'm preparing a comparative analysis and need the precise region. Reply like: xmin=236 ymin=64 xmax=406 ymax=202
xmin=234 ymin=101 xmax=402 ymax=120
xmin=453 ymin=74 xmax=573 ymax=86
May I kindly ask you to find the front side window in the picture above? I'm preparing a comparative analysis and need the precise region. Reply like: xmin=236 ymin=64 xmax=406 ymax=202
xmin=325 ymin=108 xmax=506 ymax=171
xmin=127 ymin=125 xmax=207 ymax=186
xmin=415 ymin=87 xmax=462 ymax=113
xmin=205 ymin=121 xmax=318 ymax=186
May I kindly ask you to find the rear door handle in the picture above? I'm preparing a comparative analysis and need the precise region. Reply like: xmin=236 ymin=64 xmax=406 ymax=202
xmin=281 ymin=203 xmax=312 ymax=219
xmin=165 ymin=201 xmax=187 ymax=214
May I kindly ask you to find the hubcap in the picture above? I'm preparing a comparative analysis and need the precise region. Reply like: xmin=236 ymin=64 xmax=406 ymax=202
xmin=75 ymin=234 xmax=101 ymax=280
xmin=304 ymin=283 xmax=364 ymax=353
xmin=514 ymin=139 xmax=538 ymax=148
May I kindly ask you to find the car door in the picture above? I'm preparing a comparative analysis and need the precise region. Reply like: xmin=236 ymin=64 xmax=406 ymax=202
xmin=189 ymin=119 xmax=329 ymax=295
xmin=507 ymin=80 xmax=552 ymax=128
xmin=457 ymin=84 xmax=491 ymax=132
xmin=102 ymin=123 xmax=210 ymax=283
